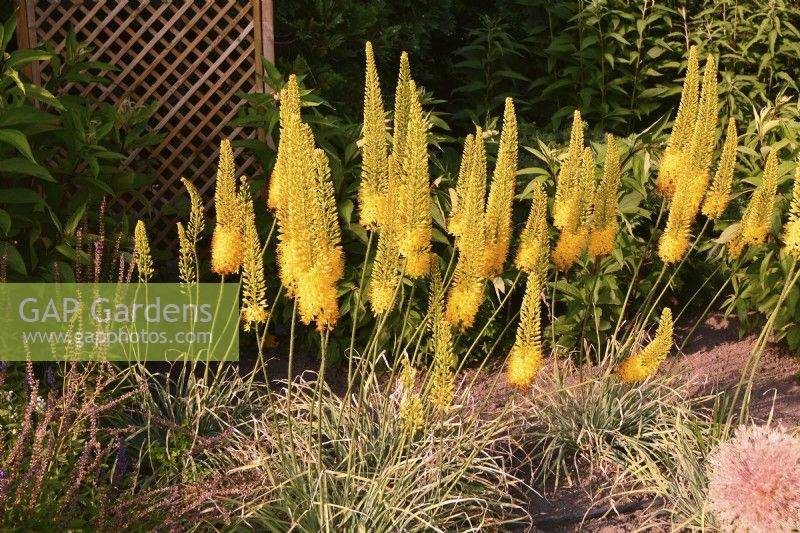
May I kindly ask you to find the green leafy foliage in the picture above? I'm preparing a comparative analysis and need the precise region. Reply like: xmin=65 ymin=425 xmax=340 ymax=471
xmin=0 ymin=17 xmax=161 ymax=281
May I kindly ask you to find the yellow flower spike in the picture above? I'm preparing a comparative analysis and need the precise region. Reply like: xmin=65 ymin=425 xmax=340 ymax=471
xmin=393 ymin=51 xmax=412 ymax=158
xmin=617 ymin=308 xmax=673 ymax=382
xmin=215 ymin=139 xmax=237 ymax=224
xmin=516 ymin=181 xmax=550 ymax=277
xmin=180 ymin=177 xmax=205 ymax=245
xmin=294 ymin=149 xmax=344 ymax=330
xmin=783 ymin=167 xmax=800 ymax=258
xmin=659 ymin=141 xmax=713 ymax=265
xmin=444 ymin=277 xmax=485 ymax=330
xmin=483 ymin=97 xmax=519 ymax=278
xmin=554 ymin=110 xmax=584 ymax=229
xmin=658 ymin=201 xmax=692 ymax=265
xmin=507 ymin=271 xmax=544 ymax=388
xmin=445 ymin=127 xmax=488 ymax=329
xmin=688 ymin=54 xmax=719 ymax=178
xmin=729 ymin=149 xmax=779 ymax=256
xmin=395 ymin=78 xmax=432 ymax=278
xmin=359 ymin=42 xmax=389 ymax=230
xmin=672 ymin=47 xmax=700 ymax=152
xmin=429 ymin=262 xmax=456 ymax=411
xmin=239 ymin=179 xmax=268 ymax=332
xmin=370 ymin=154 xmax=403 ymax=315
xmin=553 ymin=147 xmax=594 ymax=271
xmin=448 ymin=134 xmax=475 ymax=238
xmin=134 ymin=220 xmax=154 ymax=282
xmin=658 ymin=52 xmax=717 ymax=245
xmin=211 ymin=226 xmax=244 ymax=275
xmin=211 ymin=139 xmax=244 ymax=275
xmin=273 ymin=80 xmax=343 ymax=330
xmin=177 ymin=222 xmax=195 ymax=285
xmin=657 ymin=46 xmax=699 ymax=198
xmin=588 ymin=134 xmax=620 ymax=260
xmin=703 ymin=118 xmax=738 ymax=220
xmin=268 ymin=75 xmax=302 ymax=213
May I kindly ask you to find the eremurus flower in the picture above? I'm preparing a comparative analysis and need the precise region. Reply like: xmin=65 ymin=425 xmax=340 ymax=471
xmin=616 ymin=308 xmax=673 ymax=382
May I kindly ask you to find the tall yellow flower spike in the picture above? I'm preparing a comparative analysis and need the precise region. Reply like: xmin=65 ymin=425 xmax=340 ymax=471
xmin=728 ymin=149 xmax=779 ymax=257
xmin=588 ymin=134 xmax=620 ymax=259
xmin=240 ymin=178 xmax=268 ymax=331
xmin=370 ymin=154 xmax=403 ymax=315
xmin=688 ymin=54 xmax=719 ymax=181
xmin=507 ymin=271 xmax=544 ymax=388
xmin=134 ymin=220 xmax=154 ymax=282
xmin=658 ymin=52 xmax=718 ymax=264
xmin=180 ymin=177 xmax=205 ymax=245
xmin=448 ymin=134 xmax=476 ymax=238
xmin=554 ymin=110 xmax=584 ymax=229
xmin=428 ymin=262 xmax=456 ymax=411
xmin=177 ymin=177 xmax=205 ymax=285
xmin=211 ymin=140 xmax=244 ymax=275
xmin=617 ymin=308 xmax=673 ymax=382
xmin=446 ymin=128 xmax=488 ymax=329
xmin=393 ymin=52 xmax=412 ymax=159
xmin=395 ymin=78 xmax=432 ymax=278
xmin=658 ymin=57 xmax=718 ymax=264
xmin=702 ymin=118 xmax=738 ymax=220
xmin=553 ymin=146 xmax=594 ymax=271
xmin=483 ymin=97 xmax=519 ymax=278
xmin=359 ymin=42 xmax=389 ymax=230
xmin=657 ymin=46 xmax=699 ymax=198
xmin=274 ymin=75 xmax=344 ymax=330
xmin=268 ymin=77 xmax=302 ymax=213
xmin=516 ymin=181 xmax=550 ymax=278
xmin=783 ymin=167 xmax=800 ymax=258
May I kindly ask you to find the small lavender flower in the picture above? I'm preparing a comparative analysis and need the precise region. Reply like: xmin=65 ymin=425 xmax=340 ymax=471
xmin=706 ymin=424 xmax=800 ymax=531
xmin=0 ymin=361 xmax=8 ymax=373
xmin=46 ymin=366 xmax=56 ymax=388
xmin=0 ymin=468 xmax=6 ymax=479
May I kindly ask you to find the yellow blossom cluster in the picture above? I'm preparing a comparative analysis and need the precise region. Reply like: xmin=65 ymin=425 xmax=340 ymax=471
xmin=211 ymin=140 xmax=244 ymax=275
xmin=367 ymin=50 xmax=432 ymax=314
xmin=269 ymin=75 xmax=344 ymax=330
xmin=658 ymin=50 xmax=720 ymax=264
xmin=507 ymin=270 xmax=545 ymax=388
xmin=444 ymin=100 xmax=519 ymax=328
xmin=617 ymin=308 xmax=673 ymax=382
xmin=588 ymin=134 xmax=621 ymax=260
xmin=728 ymin=150 xmax=779 ymax=257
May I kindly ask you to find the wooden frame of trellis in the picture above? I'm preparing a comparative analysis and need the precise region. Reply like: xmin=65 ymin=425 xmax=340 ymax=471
xmin=15 ymin=0 xmax=274 ymax=247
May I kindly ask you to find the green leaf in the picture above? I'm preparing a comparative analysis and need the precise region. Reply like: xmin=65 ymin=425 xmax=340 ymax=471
xmin=22 ymin=84 xmax=64 ymax=110
xmin=0 ymin=157 xmax=54 ymax=182
xmin=6 ymin=49 xmax=54 ymax=70
xmin=4 ymin=243 xmax=26 ymax=275
xmin=2 ymin=15 xmax=17 ymax=52
xmin=0 ymin=208 xmax=10 ymax=235
xmin=0 ymin=188 xmax=46 ymax=204
xmin=0 ymin=129 xmax=35 ymax=162
xmin=64 ymin=203 xmax=87 ymax=236
xmin=0 ymin=106 xmax=57 ymax=128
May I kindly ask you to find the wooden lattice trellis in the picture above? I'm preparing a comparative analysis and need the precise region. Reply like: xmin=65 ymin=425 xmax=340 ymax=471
xmin=16 ymin=0 xmax=274 ymax=247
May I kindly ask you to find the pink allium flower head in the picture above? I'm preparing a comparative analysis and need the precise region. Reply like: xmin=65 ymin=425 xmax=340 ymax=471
xmin=706 ymin=424 xmax=800 ymax=532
